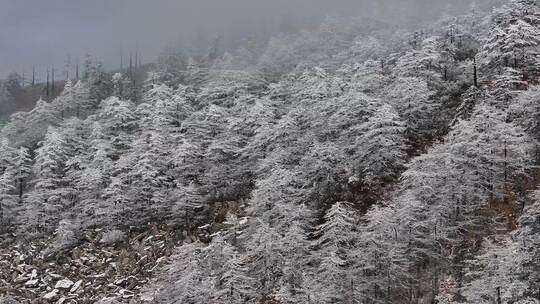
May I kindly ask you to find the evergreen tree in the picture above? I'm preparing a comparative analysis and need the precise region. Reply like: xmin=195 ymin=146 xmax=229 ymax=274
xmin=355 ymin=103 xmax=407 ymax=182
xmin=309 ymin=202 xmax=358 ymax=303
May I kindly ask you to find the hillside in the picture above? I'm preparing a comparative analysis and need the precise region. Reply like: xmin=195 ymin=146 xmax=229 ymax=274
xmin=0 ymin=83 xmax=62 ymax=121
xmin=0 ymin=1 xmax=539 ymax=303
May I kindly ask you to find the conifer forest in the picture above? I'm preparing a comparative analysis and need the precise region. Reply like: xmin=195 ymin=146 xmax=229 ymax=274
xmin=0 ymin=0 xmax=539 ymax=303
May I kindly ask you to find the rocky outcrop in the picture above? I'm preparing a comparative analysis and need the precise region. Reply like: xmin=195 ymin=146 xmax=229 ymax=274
xmin=0 ymin=225 xmax=180 ymax=303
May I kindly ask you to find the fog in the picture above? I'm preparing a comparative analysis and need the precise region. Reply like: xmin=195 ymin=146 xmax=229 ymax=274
xmin=0 ymin=0 xmax=498 ymax=79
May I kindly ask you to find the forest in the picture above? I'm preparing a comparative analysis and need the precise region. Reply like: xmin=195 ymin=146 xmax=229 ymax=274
xmin=0 ymin=0 xmax=539 ymax=303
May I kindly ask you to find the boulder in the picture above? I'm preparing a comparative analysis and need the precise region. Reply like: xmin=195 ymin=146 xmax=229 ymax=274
xmin=43 ymin=289 xmax=60 ymax=302
xmin=139 ymin=291 xmax=156 ymax=302
xmin=47 ymin=272 xmax=63 ymax=280
xmin=24 ymin=279 xmax=39 ymax=288
xmin=70 ymin=280 xmax=83 ymax=293
xmin=119 ymin=289 xmax=134 ymax=299
xmin=54 ymin=279 xmax=74 ymax=290
xmin=95 ymin=297 xmax=120 ymax=304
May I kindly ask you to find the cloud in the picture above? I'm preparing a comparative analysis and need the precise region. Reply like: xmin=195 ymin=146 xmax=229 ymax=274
xmin=0 ymin=0 xmax=495 ymax=78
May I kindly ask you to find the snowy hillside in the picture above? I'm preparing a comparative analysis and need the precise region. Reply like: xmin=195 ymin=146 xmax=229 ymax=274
xmin=0 ymin=0 xmax=539 ymax=303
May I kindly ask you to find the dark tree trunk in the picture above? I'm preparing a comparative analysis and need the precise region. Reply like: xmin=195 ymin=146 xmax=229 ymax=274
xmin=444 ymin=67 xmax=448 ymax=81
xmin=51 ymin=66 xmax=55 ymax=97
xmin=46 ymin=70 xmax=50 ymax=100
xmin=129 ymin=53 xmax=133 ymax=77
xmin=473 ymin=58 xmax=478 ymax=87
xmin=18 ymin=178 xmax=23 ymax=200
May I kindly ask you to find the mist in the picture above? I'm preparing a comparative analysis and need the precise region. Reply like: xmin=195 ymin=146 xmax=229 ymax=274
xmin=2 ymin=0 xmax=539 ymax=303
xmin=0 ymin=0 xmax=498 ymax=78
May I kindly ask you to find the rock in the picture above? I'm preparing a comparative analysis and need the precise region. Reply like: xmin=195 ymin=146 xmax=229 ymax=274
xmin=25 ymin=279 xmax=39 ymax=287
xmin=47 ymin=272 xmax=63 ymax=280
xmin=139 ymin=291 xmax=155 ymax=302
xmin=43 ymin=289 xmax=60 ymax=302
xmin=70 ymin=279 xmax=83 ymax=293
xmin=15 ymin=265 xmax=25 ymax=274
xmin=114 ymin=278 xmax=127 ymax=286
xmin=54 ymin=279 xmax=74 ymax=289
xmin=348 ymin=175 xmax=360 ymax=185
xmin=150 ymin=256 xmax=168 ymax=272
xmin=0 ymin=295 xmax=20 ymax=304
xmin=155 ymin=256 xmax=167 ymax=265
xmin=95 ymin=297 xmax=119 ymax=304
xmin=56 ymin=297 xmax=66 ymax=304
xmin=13 ymin=275 xmax=26 ymax=283
xmin=119 ymin=289 xmax=134 ymax=298
xmin=239 ymin=217 xmax=248 ymax=225
xmin=30 ymin=269 xmax=38 ymax=279
xmin=89 ymin=273 xmax=106 ymax=278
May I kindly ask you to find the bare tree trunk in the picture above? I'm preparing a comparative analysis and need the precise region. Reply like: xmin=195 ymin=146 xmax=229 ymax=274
xmin=129 ymin=53 xmax=133 ymax=77
xmin=19 ymin=178 xmax=23 ymax=201
xmin=46 ymin=70 xmax=50 ymax=100
xmin=65 ymin=54 xmax=71 ymax=80
xmin=51 ymin=65 xmax=55 ymax=98
xmin=473 ymin=58 xmax=478 ymax=87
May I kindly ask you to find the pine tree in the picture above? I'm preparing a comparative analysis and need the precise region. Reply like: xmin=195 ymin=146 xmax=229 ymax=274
xmin=27 ymin=127 xmax=69 ymax=231
xmin=480 ymin=0 xmax=540 ymax=78
xmin=356 ymin=203 xmax=412 ymax=304
xmin=461 ymin=237 xmax=521 ymax=304
xmin=385 ymin=76 xmax=438 ymax=146
xmin=11 ymin=146 xmax=32 ymax=202
xmin=24 ymin=98 xmax=59 ymax=145
xmin=309 ymin=202 xmax=358 ymax=303
xmin=0 ymin=171 xmax=16 ymax=228
xmin=152 ymin=242 xmax=213 ymax=303
xmin=95 ymin=97 xmax=137 ymax=154
xmin=355 ymin=103 xmax=407 ymax=182
xmin=213 ymin=251 xmax=256 ymax=303
xmin=243 ymin=203 xmax=311 ymax=301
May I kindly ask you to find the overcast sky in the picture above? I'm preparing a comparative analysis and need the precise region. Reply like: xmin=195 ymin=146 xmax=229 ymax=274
xmin=0 ymin=0 xmax=496 ymax=79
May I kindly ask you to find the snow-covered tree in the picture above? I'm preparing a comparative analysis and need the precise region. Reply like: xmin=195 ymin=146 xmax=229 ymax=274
xmin=0 ymin=171 xmax=16 ymax=227
xmin=356 ymin=203 xmax=412 ymax=304
xmin=152 ymin=242 xmax=213 ymax=303
xmin=462 ymin=237 xmax=524 ymax=304
xmin=11 ymin=146 xmax=32 ymax=202
xmin=94 ymin=96 xmax=137 ymax=154
xmin=24 ymin=98 xmax=59 ymax=145
xmin=309 ymin=202 xmax=358 ymax=303
xmin=25 ymin=127 xmax=69 ymax=231
xmin=385 ymin=76 xmax=438 ymax=146
xmin=480 ymin=0 xmax=540 ymax=78
xmin=355 ymin=103 xmax=407 ymax=181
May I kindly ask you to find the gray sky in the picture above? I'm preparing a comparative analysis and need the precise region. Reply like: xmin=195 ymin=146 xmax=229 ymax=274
xmin=0 ymin=0 xmax=494 ymax=79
